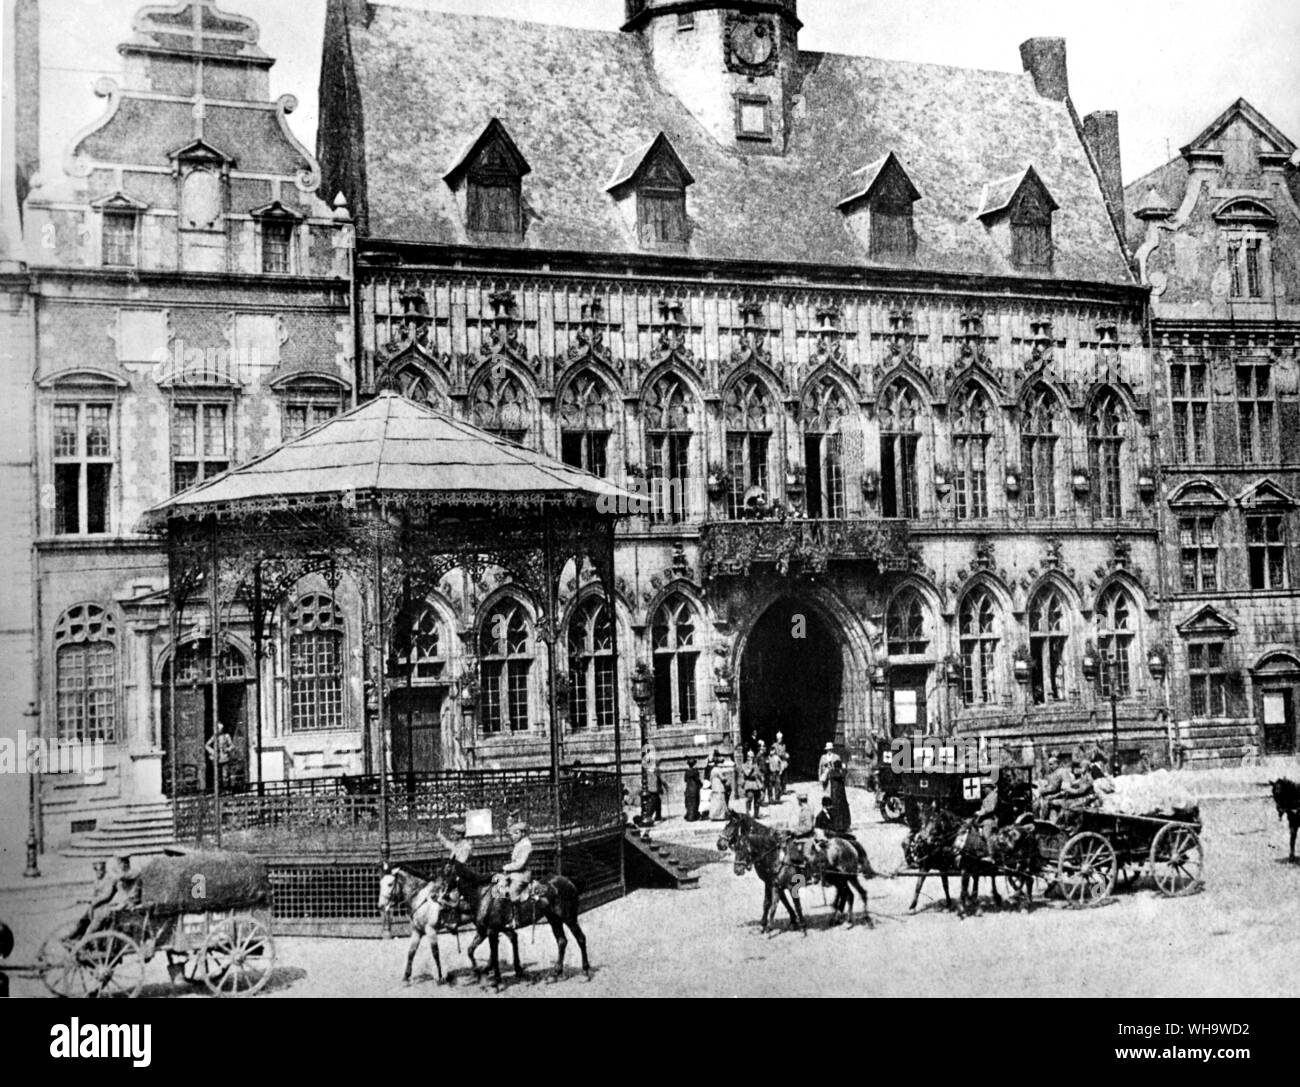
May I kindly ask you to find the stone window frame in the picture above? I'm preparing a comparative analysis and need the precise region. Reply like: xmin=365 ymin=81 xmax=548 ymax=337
xmin=734 ymin=94 xmax=773 ymax=142
xmin=49 ymin=397 xmax=116 ymax=537
xmin=286 ymin=592 xmax=347 ymax=734
xmin=1169 ymin=358 xmax=1212 ymax=464
xmin=478 ymin=596 xmax=535 ymax=736
xmin=651 ymin=593 xmax=700 ymax=727
xmin=566 ymin=596 xmax=616 ymax=732
xmin=53 ymin=603 xmax=119 ymax=746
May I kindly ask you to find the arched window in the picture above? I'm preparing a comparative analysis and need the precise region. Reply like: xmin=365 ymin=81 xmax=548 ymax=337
xmin=471 ymin=367 xmax=532 ymax=445
xmin=722 ymin=375 xmax=773 ymax=519
xmin=567 ymin=598 xmax=615 ymax=731
xmin=802 ymin=377 xmax=848 ymax=519
xmin=1096 ymin=586 xmax=1136 ymax=698
xmin=651 ymin=595 xmax=698 ymax=726
xmin=885 ymin=590 xmax=928 ymax=656
xmin=878 ymin=381 xmax=923 ymax=518
xmin=288 ymin=594 xmax=344 ymax=732
xmin=958 ymin=589 xmax=999 ymax=706
xmin=1088 ymin=390 xmax=1126 ymax=520
xmin=952 ymin=384 xmax=994 ymax=520
xmin=54 ymin=604 xmax=117 ymax=743
xmin=1028 ymin=587 xmax=1068 ymax=704
xmin=559 ymin=371 xmax=612 ymax=477
xmin=1021 ymin=386 xmax=1062 ymax=517
xmin=643 ymin=373 xmax=694 ymax=524
xmin=399 ymin=606 xmax=447 ymax=682
xmin=479 ymin=599 xmax=532 ymax=734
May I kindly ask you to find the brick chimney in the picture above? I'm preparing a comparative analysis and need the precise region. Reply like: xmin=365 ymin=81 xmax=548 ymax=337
xmin=1083 ymin=110 xmax=1125 ymax=247
xmin=1019 ymin=37 xmax=1069 ymax=101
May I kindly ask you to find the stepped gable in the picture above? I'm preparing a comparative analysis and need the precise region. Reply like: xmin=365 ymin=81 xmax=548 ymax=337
xmin=322 ymin=3 xmax=1130 ymax=283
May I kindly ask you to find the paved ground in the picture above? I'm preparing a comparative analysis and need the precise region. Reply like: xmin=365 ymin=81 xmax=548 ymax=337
xmin=5 ymin=777 xmax=1298 ymax=998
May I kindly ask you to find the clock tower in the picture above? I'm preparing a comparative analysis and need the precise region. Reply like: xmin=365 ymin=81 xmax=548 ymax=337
xmin=623 ymin=2 xmax=803 ymax=154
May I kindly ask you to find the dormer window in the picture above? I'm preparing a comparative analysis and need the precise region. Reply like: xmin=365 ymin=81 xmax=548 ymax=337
xmin=92 ymin=192 xmax=148 ymax=269
xmin=978 ymin=166 xmax=1058 ymax=272
xmin=103 ymin=211 xmax=138 ymax=267
xmin=444 ymin=119 xmax=531 ymax=241
xmin=607 ymin=133 xmax=695 ymax=251
xmin=1215 ymin=200 xmax=1276 ymax=300
xmin=837 ymin=152 xmax=921 ymax=261
xmin=251 ymin=202 xmax=303 ymax=275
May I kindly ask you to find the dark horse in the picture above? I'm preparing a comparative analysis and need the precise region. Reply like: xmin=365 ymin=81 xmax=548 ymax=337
xmin=717 ymin=812 xmax=808 ymax=934
xmin=1271 ymin=779 xmax=1300 ymax=861
xmin=441 ymin=860 xmax=590 ymax=989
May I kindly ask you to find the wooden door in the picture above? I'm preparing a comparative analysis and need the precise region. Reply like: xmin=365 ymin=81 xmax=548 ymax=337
xmin=390 ymin=687 xmax=446 ymax=774
xmin=1260 ymin=685 xmax=1296 ymax=756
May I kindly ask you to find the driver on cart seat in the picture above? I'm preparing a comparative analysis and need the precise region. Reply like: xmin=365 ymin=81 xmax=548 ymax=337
xmin=83 ymin=856 xmax=140 ymax=937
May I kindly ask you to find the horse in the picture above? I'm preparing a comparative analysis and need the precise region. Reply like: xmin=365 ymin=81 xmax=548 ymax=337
xmin=377 ymin=864 xmax=460 ymax=985
xmin=441 ymin=860 xmax=590 ymax=989
xmin=783 ymin=831 xmax=876 ymax=928
xmin=716 ymin=811 xmax=806 ymax=935
xmin=1271 ymin=779 xmax=1300 ymax=861
xmin=903 ymin=804 xmax=961 ymax=911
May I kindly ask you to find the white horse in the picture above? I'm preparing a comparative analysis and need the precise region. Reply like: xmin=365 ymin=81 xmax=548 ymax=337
xmin=378 ymin=865 xmax=450 ymax=985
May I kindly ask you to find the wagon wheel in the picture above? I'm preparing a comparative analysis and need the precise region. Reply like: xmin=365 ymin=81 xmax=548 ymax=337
xmin=201 ymin=917 xmax=275 ymax=997
xmin=36 ymin=925 xmax=81 ymax=998
xmin=1056 ymin=831 xmax=1116 ymax=907
xmin=1149 ymin=823 xmax=1203 ymax=897
xmin=56 ymin=932 xmax=145 ymax=998
xmin=880 ymin=794 xmax=907 ymax=823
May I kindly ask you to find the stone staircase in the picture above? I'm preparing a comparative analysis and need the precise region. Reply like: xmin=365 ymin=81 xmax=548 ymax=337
xmin=623 ymin=826 xmax=700 ymax=889
xmin=60 ymin=802 xmax=177 ymax=859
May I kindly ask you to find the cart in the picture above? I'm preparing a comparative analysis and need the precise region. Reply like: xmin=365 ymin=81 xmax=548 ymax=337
xmin=1036 ymin=806 xmax=1204 ymax=907
xmin=37 ymin=851 xmax=276 ymax=998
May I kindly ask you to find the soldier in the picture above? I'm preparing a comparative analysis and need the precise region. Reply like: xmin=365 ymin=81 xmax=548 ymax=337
xmin=498 ymin=820 xmax=533 ymax=920
xmin=437 ymin=823 xmax=473 ymax=864
xmin=84 ymin=856 xmax=140 ymax=936
xmin=770 ymin=732 xmax=789 ymax=800
xmin=70 ymin=860 xmax=115 ymax=940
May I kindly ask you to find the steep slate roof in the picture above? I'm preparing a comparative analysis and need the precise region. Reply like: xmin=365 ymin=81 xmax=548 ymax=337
xmin=331 ymin=4 xmax=1132 ymax=284
xmin=142 ymin=392 xmax=637 ymax=525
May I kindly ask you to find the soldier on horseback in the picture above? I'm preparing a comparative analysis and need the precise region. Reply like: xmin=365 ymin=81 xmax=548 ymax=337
xmin=493 ymin=820 xmax=533 ymax=927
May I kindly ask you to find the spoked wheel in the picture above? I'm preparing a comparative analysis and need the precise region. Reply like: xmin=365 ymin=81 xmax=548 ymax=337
xmin=201 ymin=917 xmax=276 ymax=996
xmin=1056 ymin=831 xmax=1117 ymax=908
xmin=880 ymin=794 xmax=907 ymax=823
xmin=1149 ymin=822 xmax=1203 ymax=896
xmin=36 ymin=925 xmax=80 ymax=998
xmin=57 ymin=932 xmax=145 ymax=998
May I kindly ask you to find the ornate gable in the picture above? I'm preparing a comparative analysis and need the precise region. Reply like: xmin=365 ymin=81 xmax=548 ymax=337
xmin=1176 ymin=604 xmax=1237 ymax=637
xmin=1237 ymin=478 xmax=1297 ymax=509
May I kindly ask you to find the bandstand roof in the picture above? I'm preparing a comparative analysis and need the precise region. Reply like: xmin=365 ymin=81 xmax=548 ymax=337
xmin=141 ymin=391 xmax=640 ymax=526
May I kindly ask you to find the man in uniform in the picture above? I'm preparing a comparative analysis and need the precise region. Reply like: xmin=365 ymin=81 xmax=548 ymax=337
xmin=71 ymin=860 xmax=115 ymax=940
xmin=497 ymin=820 xmax=533 ymax=925
xmin=771 ymin=732 xmax=789 ymax=801
xmin=1037 ymin=752 xmax=1094 ymax=821
xmin=437 ymin=823 xmax=473 ymax=864
xmin=84 ymin=856 xmax=141 ymax=936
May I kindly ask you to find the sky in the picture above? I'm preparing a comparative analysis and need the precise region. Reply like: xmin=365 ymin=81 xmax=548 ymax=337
xmin=25 ymin=0 xmax=1300 ymax=187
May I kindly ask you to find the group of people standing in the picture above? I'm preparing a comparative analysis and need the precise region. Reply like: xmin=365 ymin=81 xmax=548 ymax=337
xmin=740 ymin=734 xmax=790 ymax=816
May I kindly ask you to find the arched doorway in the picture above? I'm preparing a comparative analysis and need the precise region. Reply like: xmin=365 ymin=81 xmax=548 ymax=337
xmin=739 ymin=598 xmax=844 ymax=778
xmin=161 ymin=638 xmax=250 ymax=796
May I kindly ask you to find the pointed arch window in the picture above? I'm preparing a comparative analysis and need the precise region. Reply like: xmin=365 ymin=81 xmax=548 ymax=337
xmin=643 ymin=373 xmax=694 ymax=524
xmin=1088 ymin=390 xmax=1126 ymax=520
xmin=722 ymin=375 xmax=774 ymax=519
xmin=1021 ymin=386 xmax=1061 ymax=517
xmin=397 ymin=606 xmax=448 ymax=682
xmin=959 ymin=589 xmax=999 ymax=706
xmin=559 ymin=372 xmax=612 ymax=478
xmin=1029 ymin=587 xmax=1068 ymax=704
xmin=878 ymin=381 xmax=922 ymax=519
xmin=1096 ymin=586 xmax=1136 ymax=698
xmin=472 ymin=368 xmax=533 ymax=445
xmin=802 ymin=377 xmax=848 ymax=519
xmin=54 ymin=604 xmax=117 ymax=743
xmin=885 ymin=590 xmax=928 ymax=656
xmin=288 ymin=594 xmax=344 ymax=732
xmin=952 ymin=384 xmax=994 ymax=520
xmin=480 ymin=599 xmax=532 ymax=734
xmin=651 ymin=595 xmax=698 ymax=726
xmin=567 ymin=599 xmax=615 ymax=731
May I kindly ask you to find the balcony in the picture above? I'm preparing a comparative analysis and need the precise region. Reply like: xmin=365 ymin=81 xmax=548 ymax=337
xmin=700 ymin=517 xmax=910 ymax=580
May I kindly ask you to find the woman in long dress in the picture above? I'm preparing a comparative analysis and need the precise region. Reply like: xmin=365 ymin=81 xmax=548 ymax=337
xmin=826 ymin=757 xmax=852 ymax=832
xmin=708 ymin=760 xmax=730 ymax=820
xmin=683 ymin=758 xmax=702 ymax=822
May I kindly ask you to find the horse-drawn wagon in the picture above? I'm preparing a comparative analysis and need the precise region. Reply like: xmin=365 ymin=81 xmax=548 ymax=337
xmin=37 ymin=851 xmax=276 ymax=998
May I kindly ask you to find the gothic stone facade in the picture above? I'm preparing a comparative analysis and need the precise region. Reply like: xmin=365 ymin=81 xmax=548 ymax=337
xmin=20 ymin=1 xmax=351 ymax=844
xmin=318 ymin=1 xmax=1164 ymax=784
xmin=1127 ymin=99 xmax=1300 ymax=764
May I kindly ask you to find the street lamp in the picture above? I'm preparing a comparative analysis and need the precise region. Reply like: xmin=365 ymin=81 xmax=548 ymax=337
xmin=22 ymin=701 xmax=40 ymax=878
xmin=630 ymin=662 xmax=655 ymax=823
xmin=1082 ymin=645 xmax=1121 ymax=776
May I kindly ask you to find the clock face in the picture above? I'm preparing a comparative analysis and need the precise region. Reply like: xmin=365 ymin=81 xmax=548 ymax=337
xmin=730 ymin=18 xmax=775 ymax=70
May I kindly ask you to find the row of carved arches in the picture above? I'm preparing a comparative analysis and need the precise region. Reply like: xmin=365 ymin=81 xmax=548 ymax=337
xmin=882 ymin=573 xmax=1153 ymax=709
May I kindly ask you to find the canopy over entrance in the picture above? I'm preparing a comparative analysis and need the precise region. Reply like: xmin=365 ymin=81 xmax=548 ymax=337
xmin=142 ymin=393 xmax=640 ymax=865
